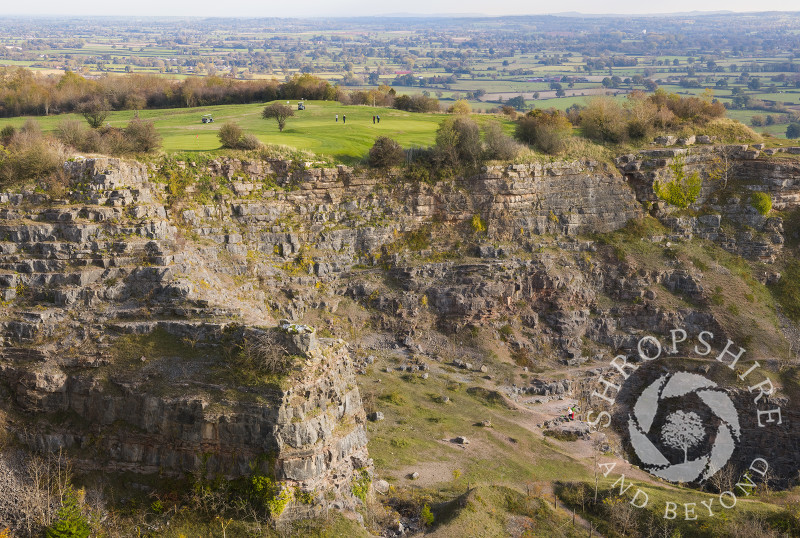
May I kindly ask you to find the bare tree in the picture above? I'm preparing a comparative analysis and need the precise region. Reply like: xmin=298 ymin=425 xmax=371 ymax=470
xmin=709 ymin=146 xmax=736 ymax=190
xmin=262 ymin=103 xmax=295 ymax=132
xmin=607 ymin=497 xmax=639 ymax=537
xmin=241 ymin=329 xmax=291 ymax=374
xmin=708 ymin=462 xmax=737 ymax=493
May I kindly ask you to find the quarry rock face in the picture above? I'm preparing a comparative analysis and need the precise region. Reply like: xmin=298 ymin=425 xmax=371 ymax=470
xmin=1 ymin=150 xmax=800 ymax=512
xmin=0 ymin=158 xmax=371 ymax=515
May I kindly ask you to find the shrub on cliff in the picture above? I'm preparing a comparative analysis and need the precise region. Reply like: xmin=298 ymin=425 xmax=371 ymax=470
xmin=625 ymin=92 xmax=659 ymax=141
xmin=483 ymin=120 xmax=523 ymax=160
xmin=0 ymin=120 xmax=66 ymax=186
xmin=653 ymin=156 xmax=702 ymax=209
xmin=124 ymin=118 xmax=162 ymax=153
xmin=579 ymin=98 xmax=628 ymax=144
xmin=434 ymin=115 xmax=481 ymax=168
xmin=368 ymin=136 xmax=405 ymax=168
xmin=751 ymin=192 xmax=772 ymax=216
xmin=247 ymin=475 xmax=292 ymax=518
xmin=514 ymin=109 xmax=573 ymax=154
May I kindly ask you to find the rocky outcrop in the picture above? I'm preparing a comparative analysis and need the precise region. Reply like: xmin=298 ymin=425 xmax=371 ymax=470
xmin=617 ymin=146 xmax=800 ymax=262
xmin=0 ymin=328 xmax=370 ymax=513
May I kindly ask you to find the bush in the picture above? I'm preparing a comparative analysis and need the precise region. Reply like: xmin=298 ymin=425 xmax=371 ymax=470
xmin=124 ymin=118 xmax=161 ymax=153
xmin=0 ymin=125 xmax=16 ymax=145
xmin=579 ymin=98 xmax=627 ymax=143
xmin=55 ymin=119 xmax=89 ymax=150
xmin=435 ymin=115 xmax=481 ymax=168
xmin=787 ymin=122 xmax=800 ymax=139
xmin=471 ymin=214 xmax=486 ymax=233
xmin=483 ymin=120 xmax=522 ymax=160
xmin=247 ymin=474 xmax=293 ymax=518
xmin=751 ymin=191 xmax=772 ymax=215
xmin=625 ymin=92 xmax=659 ymax=140
xmin=515 ymin=109 xmax=573 ymax=154
xmin=241 ymin=329 xmax=291 ymax=374
xmin=217 ymin=122 xmax=261 ymax=150
xmin=421 ymin=504 xmax=435 ymax=526
xmin=368 ymin=136 xmax=405 ymax=168
xmin=351 ymin=469 xmax=371 ymax=504
xmin=97 ymin=127 xmax=129 ymax=155
xmin=448 ymin=99 xmax=471 ymax=115
xmin=218 ymin=121 xmax=244 ymax=148
xmin=653 ymin=156 xmax=702 ymax=209
xmin=238 ymin=133 xmax=262 ymax=150
xmin=650 ymin=89 xmax=725 ymax=123
xmin=0 ymin=127 xmax=65 ymax=186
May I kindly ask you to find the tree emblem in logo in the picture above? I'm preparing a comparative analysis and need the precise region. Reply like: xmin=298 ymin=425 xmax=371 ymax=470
xmin=628 ymin=372 xmax=741 ymax=483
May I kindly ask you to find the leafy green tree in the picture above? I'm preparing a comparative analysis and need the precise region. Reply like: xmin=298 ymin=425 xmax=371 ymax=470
xmin=505 ymin=95 xmax=526 ymax=110
xmin=787 ymin=123 xmax=800 ymax=139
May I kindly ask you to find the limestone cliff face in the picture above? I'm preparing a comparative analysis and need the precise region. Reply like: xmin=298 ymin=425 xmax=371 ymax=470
xmin=0 ymin=158 xmax=371 ymax=515
xmin=618 ymin=146 xmax=800 ymax=262
xmin=0 ymin=149 xmax=799 ymax=504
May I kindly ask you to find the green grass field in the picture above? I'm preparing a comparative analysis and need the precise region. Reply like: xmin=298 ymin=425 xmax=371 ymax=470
xmin=0 ymin=101 xmax=517 ymax=163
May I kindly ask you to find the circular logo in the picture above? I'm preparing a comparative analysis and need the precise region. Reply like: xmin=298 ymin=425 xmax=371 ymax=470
xmin=628 ymin=371 xmax=741 ymax=483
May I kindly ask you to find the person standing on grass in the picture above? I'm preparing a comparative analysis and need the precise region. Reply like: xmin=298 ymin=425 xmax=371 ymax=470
xmin=335 ymin=114 xmax=338 ymax=122
xmin=372 ymin=115 xmax=376 ymax=124
xmin=377 ymin=115 xmax=380 ymax=123
xmin=343 ymin=114 xmax=346 ymax=124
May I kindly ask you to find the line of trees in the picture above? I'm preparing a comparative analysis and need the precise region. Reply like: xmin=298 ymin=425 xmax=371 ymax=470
xmin=0 ymin=68 xmax=337 ymax=118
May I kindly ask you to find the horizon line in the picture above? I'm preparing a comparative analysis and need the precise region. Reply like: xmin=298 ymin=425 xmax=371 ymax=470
xmin=1 ymin=9 xmax=799 ymax=19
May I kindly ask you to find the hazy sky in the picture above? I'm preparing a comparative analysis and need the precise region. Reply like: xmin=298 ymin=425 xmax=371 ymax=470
xmin=1 ymin=0 xmax=799 ymax=18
